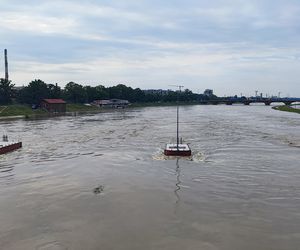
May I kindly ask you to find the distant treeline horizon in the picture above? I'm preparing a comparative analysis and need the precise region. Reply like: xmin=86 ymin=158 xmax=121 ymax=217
xmin=0 ymin=78 xmax=217 ymax=105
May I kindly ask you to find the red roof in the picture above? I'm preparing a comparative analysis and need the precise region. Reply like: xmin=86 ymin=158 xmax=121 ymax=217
xmin=43 ymin=99 xmax=66 ymax=104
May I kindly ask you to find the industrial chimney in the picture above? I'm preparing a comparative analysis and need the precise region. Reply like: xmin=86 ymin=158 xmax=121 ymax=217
xmin=4 ymin=49 xmax=8 ymax=81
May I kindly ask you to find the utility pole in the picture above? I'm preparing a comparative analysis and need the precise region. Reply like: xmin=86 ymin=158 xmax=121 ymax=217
xmin=4 ymin=49 xmax=8 ymax=82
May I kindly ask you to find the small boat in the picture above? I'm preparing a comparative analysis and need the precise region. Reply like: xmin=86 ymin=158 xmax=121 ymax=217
xmin=164 ymin=85 xmax=191 ymax=156
xmin=0 ymin=135 xmax=22 ymax=155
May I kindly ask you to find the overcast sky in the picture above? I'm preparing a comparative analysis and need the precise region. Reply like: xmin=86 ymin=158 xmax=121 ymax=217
xmin=1 ymin=0 xmax=300 ymax=96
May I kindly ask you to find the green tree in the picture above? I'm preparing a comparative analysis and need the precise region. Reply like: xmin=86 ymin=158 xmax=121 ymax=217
xmin=48 ymin=83 xmax=62 ymax=99
xmin=180 ymin=89 xmax=195 ymax=101
xmin=108 ymin=84 xmax=138 ymax=102
xmin=0 ymin=78 xmax=14 ymax=104
xmin=84 ymin=85 xmax=109 ymax=102
xmin=132 ymin=88 xmax=145 ymax=102
xmin=162 ymin=91 xmax=177 ymax=102
xmin=17 ymin=79 xmax=49 ymax=104
xmin=64 ymin=82 xmax=87 ymax=103
xmin=94 ymin=85 xmax=109 ymax=100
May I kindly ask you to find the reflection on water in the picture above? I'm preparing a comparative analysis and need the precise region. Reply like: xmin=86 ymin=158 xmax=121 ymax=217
xmin=0 ymin=105 xmax=300 ymax=250
xmin=174 ymin=158 xmax=181 ymax=206
xmin=36 ymin=241 xmax=67 ymax=250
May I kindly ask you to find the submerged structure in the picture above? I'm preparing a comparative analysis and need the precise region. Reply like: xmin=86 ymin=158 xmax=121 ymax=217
xmin=92 ymin=99 xmax=129 ymax=108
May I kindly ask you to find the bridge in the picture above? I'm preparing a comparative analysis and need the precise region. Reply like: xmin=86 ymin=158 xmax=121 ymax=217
xmin=200 ymin=97 xmax=300 ymax=106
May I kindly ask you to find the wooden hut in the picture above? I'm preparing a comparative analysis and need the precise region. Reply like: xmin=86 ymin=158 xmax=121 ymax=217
xmin=41 ymin=99 xmax=66 ymax=113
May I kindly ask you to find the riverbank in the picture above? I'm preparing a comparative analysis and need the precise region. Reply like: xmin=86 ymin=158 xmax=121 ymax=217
xmin=0 ymin=104 xmax=101 ymax=119
xmin=0 ymin=105 xmax=46 ymax=118
xmin=2 ymin=103 xmax=299 ymax=120
xmin=272 ymin=105 xmax=300 ymax=114
xmin=0 ymin=102 xmax=200 ymax=119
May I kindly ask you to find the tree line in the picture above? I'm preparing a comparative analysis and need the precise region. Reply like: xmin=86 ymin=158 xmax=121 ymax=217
xmin=0 ymin=79 xmax=217 ymax=105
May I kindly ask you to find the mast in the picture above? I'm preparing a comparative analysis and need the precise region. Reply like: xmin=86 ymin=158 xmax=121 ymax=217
xmin=177 ymin=85 xmax=183 ymax=149
xmin=177 ymin=104 xmax=179 ymax=148
xmin=170 ymin=85 xmax=184 ymax=150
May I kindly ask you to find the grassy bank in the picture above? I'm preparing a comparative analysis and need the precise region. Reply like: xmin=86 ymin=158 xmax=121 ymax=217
xmin=0 ymin=102 xmax=200 ymax=119
xmin=0 ymin=104 xmax=101 ymax=118
xmin=0 ymin=105 xmax=47 ymax=117
xmin=273 ymin=105 xmax=300 ymax=114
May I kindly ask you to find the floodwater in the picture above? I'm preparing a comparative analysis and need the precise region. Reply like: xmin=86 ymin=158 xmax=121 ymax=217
xmin=0 ymin=105 xmax=299 ymax=250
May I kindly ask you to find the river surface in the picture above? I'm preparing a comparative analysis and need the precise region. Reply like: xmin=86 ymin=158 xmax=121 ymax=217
xmin=0 ymin=105 xmax=299 ymax=250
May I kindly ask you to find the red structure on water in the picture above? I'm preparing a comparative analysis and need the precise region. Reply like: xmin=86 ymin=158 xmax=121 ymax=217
xmin=0 ymin=142 xmax=22 ymax=155
xmin=164 ymin=144 xmax=191 ymax=156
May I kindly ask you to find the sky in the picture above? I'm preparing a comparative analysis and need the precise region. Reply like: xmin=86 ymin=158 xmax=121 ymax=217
xmin=0 ymin=0 xmax=300 ymax=97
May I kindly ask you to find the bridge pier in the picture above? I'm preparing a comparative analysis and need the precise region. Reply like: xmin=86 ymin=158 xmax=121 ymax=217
xmin=264 ymin=101 xmax=271 ymax=106
xmin=284 ymin=102 xmax=292 ymax=105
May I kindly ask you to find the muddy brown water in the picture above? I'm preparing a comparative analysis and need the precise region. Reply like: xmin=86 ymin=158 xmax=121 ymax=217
xmin=0 ymin=105 xmax=299 ymax=250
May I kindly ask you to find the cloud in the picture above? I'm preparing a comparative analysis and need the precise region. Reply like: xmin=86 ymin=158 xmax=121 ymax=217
xmin=0 ymin=0 xmax=300 ymax=96
xmin=0 ymin=12 xmax=76 ymax=35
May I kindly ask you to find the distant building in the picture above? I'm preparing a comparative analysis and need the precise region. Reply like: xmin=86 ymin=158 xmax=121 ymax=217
xmin=41 ymin=99 xmax=66 ymax=113
xmin=12 ymin=86 xmax=25 ymax=91
xmin=92 ymin=99 xmax=129 ymax=108
xmin=143 ymin=89 xmax=170 ymax=95
xmin=204 ymin=89 xmax=214 ymax=96
xmin=93 ymin=100 xmax=111 ymax=107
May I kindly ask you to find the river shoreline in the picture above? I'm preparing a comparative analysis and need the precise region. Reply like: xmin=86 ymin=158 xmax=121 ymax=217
xmin=272 ymin=105 xmax=300 ymax=114
xmin=1 ymin=102 xmax=299 ymax=121
xmin=0 ymin=104 xmax=100 ymax=120
xmin=0 ymin=102 xmax=200 ymax=120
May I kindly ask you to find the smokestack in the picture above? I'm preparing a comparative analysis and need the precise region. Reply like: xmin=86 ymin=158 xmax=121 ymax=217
xmin=4 ymin=49 xmax=8 ymax=81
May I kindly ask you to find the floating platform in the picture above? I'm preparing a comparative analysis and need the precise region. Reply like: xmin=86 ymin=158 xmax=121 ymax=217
xmin=164 ymin=143 xmax=191 ymax=156
xmin=0 ymin=141 xmax=22 ymax=155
